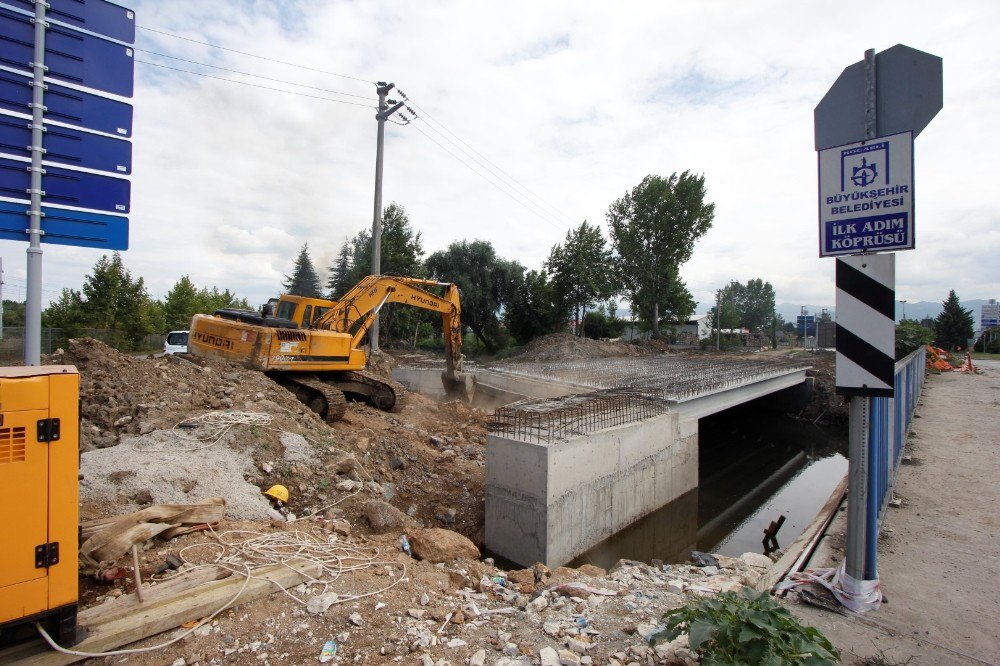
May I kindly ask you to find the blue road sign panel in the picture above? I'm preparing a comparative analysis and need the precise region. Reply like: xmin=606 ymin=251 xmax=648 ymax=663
xmin=0 ymin=7 xmax=134 ymax=97
xmin=0 ymin=115 xmax=131 ymax=174
xmin=5 ymin=0 xmax=135 ymax=44
xmin=0 ymin=70 xmax=133 ymax=136
xmin=0 ymin=156 xmax=129 ymax=213
xmin=796 ymin=315 xmax=816 ymax=337
xmin=0 ymin=200 xmax=127 ymax=249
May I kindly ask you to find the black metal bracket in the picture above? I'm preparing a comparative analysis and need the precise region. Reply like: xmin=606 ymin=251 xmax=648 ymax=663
xmin=36 ymin=417 xmax=60 ymax=442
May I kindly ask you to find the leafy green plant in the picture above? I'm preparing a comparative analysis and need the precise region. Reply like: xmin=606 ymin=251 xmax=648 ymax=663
xmin=651 ymin=588 xmax=839 ymax=665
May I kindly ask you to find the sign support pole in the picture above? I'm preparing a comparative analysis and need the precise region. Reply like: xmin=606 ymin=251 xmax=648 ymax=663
xmin=24 ymin=0 xmax=48 ymax=366
xmin=844 ymin=48 xmax=879 ymax=582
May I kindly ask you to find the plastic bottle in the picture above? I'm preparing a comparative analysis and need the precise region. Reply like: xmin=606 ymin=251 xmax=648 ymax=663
xmin=400 ymin=534 xmax=412 ymax=557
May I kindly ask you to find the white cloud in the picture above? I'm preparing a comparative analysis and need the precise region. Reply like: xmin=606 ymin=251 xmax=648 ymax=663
xmin=1 ymin=0 xmax=997 ymax=315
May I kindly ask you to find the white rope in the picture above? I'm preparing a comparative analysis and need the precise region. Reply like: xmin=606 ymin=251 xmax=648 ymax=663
xmin=131 ymin=411 xmax=273 ymax=452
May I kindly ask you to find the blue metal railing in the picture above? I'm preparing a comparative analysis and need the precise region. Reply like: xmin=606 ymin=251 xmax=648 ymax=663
xmin=863 ymin=346 xmax=926 ymax=579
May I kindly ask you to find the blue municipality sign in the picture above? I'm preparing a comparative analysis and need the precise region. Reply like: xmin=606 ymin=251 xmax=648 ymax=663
xmin=0 ymin=6 xmax=134 ymax=97
xmin=818 ymin=130 xmax=914 ymax=257
xmin=0 ymin=156 xmax=130 ymax=213
xmin=0 ymin=199 xmax=127 ymax=249
xmin=797 ymin=315 xmax=816 ymax=337
xmin=0 ymin=115 xmax=131 ymax=173
xmin=5 ymin=0 xmax=135 ymax=43
xmin=0 ymin=70 xmax=133 ymax=136
xmin=0 ymin=0 xmax=134 ymax=249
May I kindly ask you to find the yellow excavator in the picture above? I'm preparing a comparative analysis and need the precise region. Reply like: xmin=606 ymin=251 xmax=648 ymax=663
xmin=186 ymin=275 xmax=473 ymax=422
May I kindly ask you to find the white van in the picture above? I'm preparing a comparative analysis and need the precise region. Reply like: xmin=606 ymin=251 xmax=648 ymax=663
xmin=163 ymin=330 xmax=189 ymax=355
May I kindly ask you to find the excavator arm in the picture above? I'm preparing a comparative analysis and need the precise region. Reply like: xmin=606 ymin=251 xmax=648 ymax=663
xmin=315 ymin=275 xmax=466 ymax=379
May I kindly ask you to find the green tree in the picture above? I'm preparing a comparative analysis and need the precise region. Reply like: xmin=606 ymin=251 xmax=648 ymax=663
xmin=282 ymin=243 xmax=323 ymax=298
xmin=607 ymin=172 xmax=714 ymax=337
xmin=506 ymin=269 xmax=565 ymax=344
xmin=80 ymin=253 xmax=154 ymax=348
xmin=197 ymin=286 xmax=250 ymax=313
xmin=546 ymin=221 xmax=615 ymax=337
xmin=582 ymin=305 xmax=626 ymax=339
xmin=162 ymin=277 xmax=250 ymax=331
xmin=326 ymin=241 xmax=353 ymax=299
xmin=738 ymin=279 xmax=777 ymax=331
xmin=347 ymin=203 xmax=425 ymax=280
xmin=897 ymin=319 xmax=934 ymax=359
xmin=2 ymin=299 xmax=25 ymax=327
xmin=426 ymin=240 xmax=523 ymax=353
xmin=708 ymin=282 xmax=742 ymax=331
xmin=933 ymin=290 xmax=974 ymax=350
xmin=41 ymin=289 xmax=85 ymax=337
xmin=346 ymin=204 xmax=429 ymax=344
xmin=163 ymin=275 xmax=200 ymax=331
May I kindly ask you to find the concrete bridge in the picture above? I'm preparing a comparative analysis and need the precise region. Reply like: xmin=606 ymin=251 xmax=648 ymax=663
xmin=481 ymin=354 xmax=811 ymax=567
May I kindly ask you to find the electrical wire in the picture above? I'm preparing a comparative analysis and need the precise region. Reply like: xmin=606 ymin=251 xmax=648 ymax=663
xmin=135 ymin=59 xmax=375 ymax=109
xmin=405 ymin=95 xmax=578 ymax=226
xmin=135 ymin=48 xmax=376 ymax=101
xmin=137 ymin=25 xmax=375 ymax=84
xmin=409 ymin=123 xmax=568 ymax=232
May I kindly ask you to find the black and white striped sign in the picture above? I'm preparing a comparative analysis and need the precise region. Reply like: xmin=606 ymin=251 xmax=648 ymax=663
xmin=836 ymin=254 xmax=895 ymax=397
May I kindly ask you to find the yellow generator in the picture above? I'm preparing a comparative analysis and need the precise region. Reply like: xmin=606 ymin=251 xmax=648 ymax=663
xmin=0 ymin=366 xmax=79 ymax=646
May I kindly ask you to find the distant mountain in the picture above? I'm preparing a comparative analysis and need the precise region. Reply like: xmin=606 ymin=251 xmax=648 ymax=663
xmin=694 ymin=299 xmax=996 ymax=325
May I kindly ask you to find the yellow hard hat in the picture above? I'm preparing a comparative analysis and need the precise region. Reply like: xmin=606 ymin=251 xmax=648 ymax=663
xmin=264 ymin=484 xmax=289 ymax=503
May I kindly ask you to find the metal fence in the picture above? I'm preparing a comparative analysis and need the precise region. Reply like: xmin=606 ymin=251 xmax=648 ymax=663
xmin=0 ymin=327 xmax=166 ymax=363
xmin=863 ymin=345 xmax=926 ymax=578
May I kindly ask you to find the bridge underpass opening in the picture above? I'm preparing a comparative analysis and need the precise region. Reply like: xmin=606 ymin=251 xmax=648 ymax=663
xmin=567 ymin=399 xmax=848 ymax=569
xmin=480 ymin=355 xmax=823 ymax=567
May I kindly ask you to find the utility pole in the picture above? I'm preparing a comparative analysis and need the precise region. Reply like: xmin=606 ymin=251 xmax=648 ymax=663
xmin=0 ymin=257 xmax=4 ymax=340
xmin=23 ymin=0 xmax=48 ymax=365
xmin=369 ymin=81 xmax=405 ymax=353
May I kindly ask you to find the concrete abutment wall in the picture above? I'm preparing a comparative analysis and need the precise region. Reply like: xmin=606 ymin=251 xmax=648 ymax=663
xmin=486 ymin=412 xmax=698 ymax=567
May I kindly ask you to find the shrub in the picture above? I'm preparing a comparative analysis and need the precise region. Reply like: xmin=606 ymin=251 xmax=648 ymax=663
xmin=651 ymin=588 xmax=839 ymax=665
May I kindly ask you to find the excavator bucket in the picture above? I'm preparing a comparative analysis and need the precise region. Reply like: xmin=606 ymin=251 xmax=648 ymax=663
xmin=441 ymin=369 xmax=476 ymax=403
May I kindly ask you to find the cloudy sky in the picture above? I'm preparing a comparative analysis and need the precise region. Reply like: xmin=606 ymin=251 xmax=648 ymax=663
xmin=1 ymin=0 xmax=997 ymax=315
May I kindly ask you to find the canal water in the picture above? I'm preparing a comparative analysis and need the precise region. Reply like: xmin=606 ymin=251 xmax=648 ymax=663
xmin=394 ymin=365 xmax=848 ymax=568
xmin=569 ymin=405 xmax=847 ymax=568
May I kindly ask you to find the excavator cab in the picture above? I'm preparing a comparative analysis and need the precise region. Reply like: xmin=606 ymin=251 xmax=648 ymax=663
xmin=271 ymin=295 xmax=335 ymax=329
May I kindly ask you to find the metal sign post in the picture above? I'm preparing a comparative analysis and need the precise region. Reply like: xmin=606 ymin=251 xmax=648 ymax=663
xmin=816 ymin=45 xmax=942 ymax=590
xmin=24 ymin=0 xmax=48 ymax=366
xmin=0 ymin=0 xmax=135 ymax=364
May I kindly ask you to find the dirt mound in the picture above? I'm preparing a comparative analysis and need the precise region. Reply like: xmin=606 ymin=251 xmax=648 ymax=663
xmin=49 ymin=338 xmax=311 ymax=451
xmin=49 ymin=338 xmax=491 ymax=547
xmin=505 ymin=332 xmax=654 ymax=363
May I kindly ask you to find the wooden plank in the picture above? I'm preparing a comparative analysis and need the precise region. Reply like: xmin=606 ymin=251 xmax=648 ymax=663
xmin=759 ymin=474 xmax=848 ymax=592
xmin=78 ymin=565 xmax=232 ymax=626
xmin=4 ymin=560 xmax=320 ymax=666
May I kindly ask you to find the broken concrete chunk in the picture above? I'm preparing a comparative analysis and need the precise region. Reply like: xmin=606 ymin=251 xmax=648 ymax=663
xmin=538 ymin=646 xmax=560 ymax=666
xmin=306 ymin=592 xmax=339 ymax=614
xmin=740 ymin=552 xmax=773 ymax=569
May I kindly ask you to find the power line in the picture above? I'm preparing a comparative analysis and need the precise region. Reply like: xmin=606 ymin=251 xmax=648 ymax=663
xmin=136 ymin=60 xmax=375 ymax=109
xmin=404 ymin=97 xmax=579 ymax=228
xmin=137 ymin=25 xmax=375 ymax=85
xmin=135 ymin=48 xmax=377 ymax=101
xmin=408 ymin=123 xmax=567 ymax=232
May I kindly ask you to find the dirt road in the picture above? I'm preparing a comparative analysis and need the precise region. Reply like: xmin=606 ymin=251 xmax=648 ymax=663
xmin=790 ymin=360 xmax=1000 ymax=664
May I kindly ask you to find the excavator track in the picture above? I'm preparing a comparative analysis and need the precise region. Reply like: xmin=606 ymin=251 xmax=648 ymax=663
xmin=334 ymin=370 xmax=407 ymax=412
xmin=277 ymin=374 xmax=348 ymax=424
